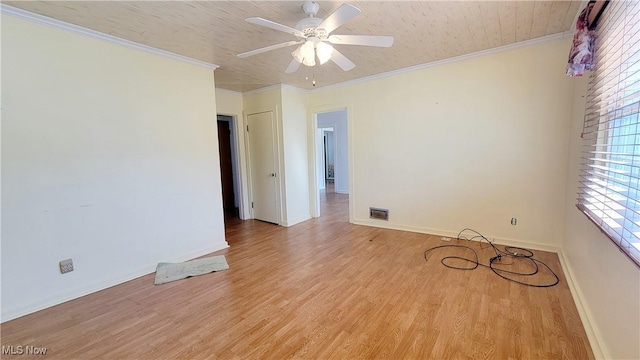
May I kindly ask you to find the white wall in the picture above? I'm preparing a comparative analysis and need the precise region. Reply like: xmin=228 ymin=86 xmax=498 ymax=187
xmin=562 ymin=76 xmax=640 ymax=360
xmin=318 ymin=110 xmax=349 ymax=194
xmin=215 ymin=89 xmax=244 ymax=116
xmin=306 ymin=38 xmax=574 ymax=248
xmin=1 ymin=15 xmax=227 ymax=321
xmin=280 ymin=87 xmax=311 ymax=226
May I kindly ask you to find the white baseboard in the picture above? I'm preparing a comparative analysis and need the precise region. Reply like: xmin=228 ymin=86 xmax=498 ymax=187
xmin=351 ymin=218 xmax=561 ymax=252
xmin=351 ymin=217 xmax=606 ymax=359
xmin=556 ymin=251 xmax=608 ymax=359
xmin=1 ymin=242 xmax=229 ymax=322
xmin=281 ymin=214 xmax=312 ymax=227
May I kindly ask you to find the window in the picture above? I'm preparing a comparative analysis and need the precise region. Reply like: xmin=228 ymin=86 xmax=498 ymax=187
xmin=577 ymin=0 xmax=640 ymax=267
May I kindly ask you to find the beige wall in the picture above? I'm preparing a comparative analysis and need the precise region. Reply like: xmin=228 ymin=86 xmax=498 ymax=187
xmin=562 ymin=76 xmax=640 ymax=360
xmin=306 ymin=37 xmax=574 ymax=249
xmin=243 ymin=87 xmax=283 ymax=113
xmin=1 ymin=15 xmax=227 ymax=320
xmin=281 ymin=86 xmax=310 ymax=226
xmin=215 ymin=89 xmax=243 ymax=117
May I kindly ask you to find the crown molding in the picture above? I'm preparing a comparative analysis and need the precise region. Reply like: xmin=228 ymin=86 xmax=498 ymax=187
xmin=241 ymin=84 xmax=308 ymax=96
xmin=1 ymin=4 xmax=219 ymax=70
xmin=308 ymin=31 xmax=572 ymax=94
xmin=215 ymin=88 xmax=243 ymax=97
xmin=280 ymin=84 xmax=308 ymax=93
xmin=241 ymin=84 xmax=284 ymax=96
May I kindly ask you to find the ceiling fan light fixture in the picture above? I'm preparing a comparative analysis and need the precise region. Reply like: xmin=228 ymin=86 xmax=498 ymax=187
xmin=302 ymin=55 xmax=316 ymax=67
xmin=300 ymin=40 xmax=316 ymax=67
xmin=291 ymin=45 xmax=304 ymax=63
xmin=241 ymin=2 xmax=394 ymax=75
xmin=316 ymin=41 xmax=333 ymax=65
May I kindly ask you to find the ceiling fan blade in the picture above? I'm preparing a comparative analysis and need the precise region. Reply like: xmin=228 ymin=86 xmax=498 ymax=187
xmin=237 ymin=40 xmax=302 ymax=58
xmin=317 ymin=4 xmax=361 ymax=34
xmin=328 ymin=34 xmax=394 ymax=47
xmin=246 ymin=17 xmax=305 ymax=37
xmin=285 ymin=58 xmax=301 ymax=73
xmin=330 ymin=48 xmax=356 ymax=71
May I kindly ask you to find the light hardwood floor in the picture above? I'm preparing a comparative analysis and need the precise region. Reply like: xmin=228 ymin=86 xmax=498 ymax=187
xmin=1 ymin=191 xmax=593 ymax=359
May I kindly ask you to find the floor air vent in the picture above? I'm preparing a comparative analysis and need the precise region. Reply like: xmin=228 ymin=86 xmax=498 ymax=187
xmin=369 ymin=207 xmax=389 ymax=221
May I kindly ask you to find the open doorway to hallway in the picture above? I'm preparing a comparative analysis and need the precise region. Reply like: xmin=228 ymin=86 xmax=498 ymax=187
xmin=315 ymin=109 xmax=349 ymax=218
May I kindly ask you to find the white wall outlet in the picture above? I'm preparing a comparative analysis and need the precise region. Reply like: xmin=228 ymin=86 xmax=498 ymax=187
xmin=510 ymin=218 xmax=517 ymax=225
xmin=59 ymin=259 xmax=74 ymax=274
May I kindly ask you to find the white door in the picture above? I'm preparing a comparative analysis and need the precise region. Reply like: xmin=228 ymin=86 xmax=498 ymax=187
xmin=247 ymin=111 xmax=279 ymax=224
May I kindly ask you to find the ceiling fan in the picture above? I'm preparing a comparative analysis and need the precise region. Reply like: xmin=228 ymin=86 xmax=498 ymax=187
xmin=237 ymin=1 xmax=394 ymax=74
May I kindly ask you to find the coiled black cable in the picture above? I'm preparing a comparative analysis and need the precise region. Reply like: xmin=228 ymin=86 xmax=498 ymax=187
xmin=423 ymin=228 xmax=559 ymax=288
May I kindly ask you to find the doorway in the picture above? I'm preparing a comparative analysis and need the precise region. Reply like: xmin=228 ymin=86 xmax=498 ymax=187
xmin=217 ymin=115 xmax=240 ymax=222
xmin=313 ymin=109 xmax=350 ymax=218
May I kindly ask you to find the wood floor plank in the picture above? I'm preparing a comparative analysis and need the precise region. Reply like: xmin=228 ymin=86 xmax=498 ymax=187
xmin=1 ymin=190 xmax=594 ymax=359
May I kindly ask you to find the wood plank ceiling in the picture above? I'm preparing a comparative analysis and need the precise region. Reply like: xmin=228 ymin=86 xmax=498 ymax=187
xmin=4 ymin=1 xmax=581 ymax=92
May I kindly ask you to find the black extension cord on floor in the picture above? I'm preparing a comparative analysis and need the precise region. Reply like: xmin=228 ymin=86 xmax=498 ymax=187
xmin=423 ymin=228 xmax=559 ymax=288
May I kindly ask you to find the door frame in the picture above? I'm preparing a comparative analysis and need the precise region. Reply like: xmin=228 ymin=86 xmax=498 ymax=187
xmin=216 ymin=114 xmax=242 ymax=215
xmin=308 ymin=103 xmax=354 ymax=220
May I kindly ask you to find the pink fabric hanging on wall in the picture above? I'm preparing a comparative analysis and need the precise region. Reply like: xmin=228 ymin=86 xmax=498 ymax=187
xmin=566 ymin=3 xmax=595 ymax=77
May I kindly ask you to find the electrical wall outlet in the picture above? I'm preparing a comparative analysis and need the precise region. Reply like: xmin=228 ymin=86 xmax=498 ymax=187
xmin=59 ymin=259 xmax=74 ymax=274
xmin=510 ymin=218 xmax=518 ymax=225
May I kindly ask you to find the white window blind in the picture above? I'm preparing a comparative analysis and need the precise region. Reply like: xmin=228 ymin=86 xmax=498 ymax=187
xmin=578 ymin=0 xmax=640 ymax=267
